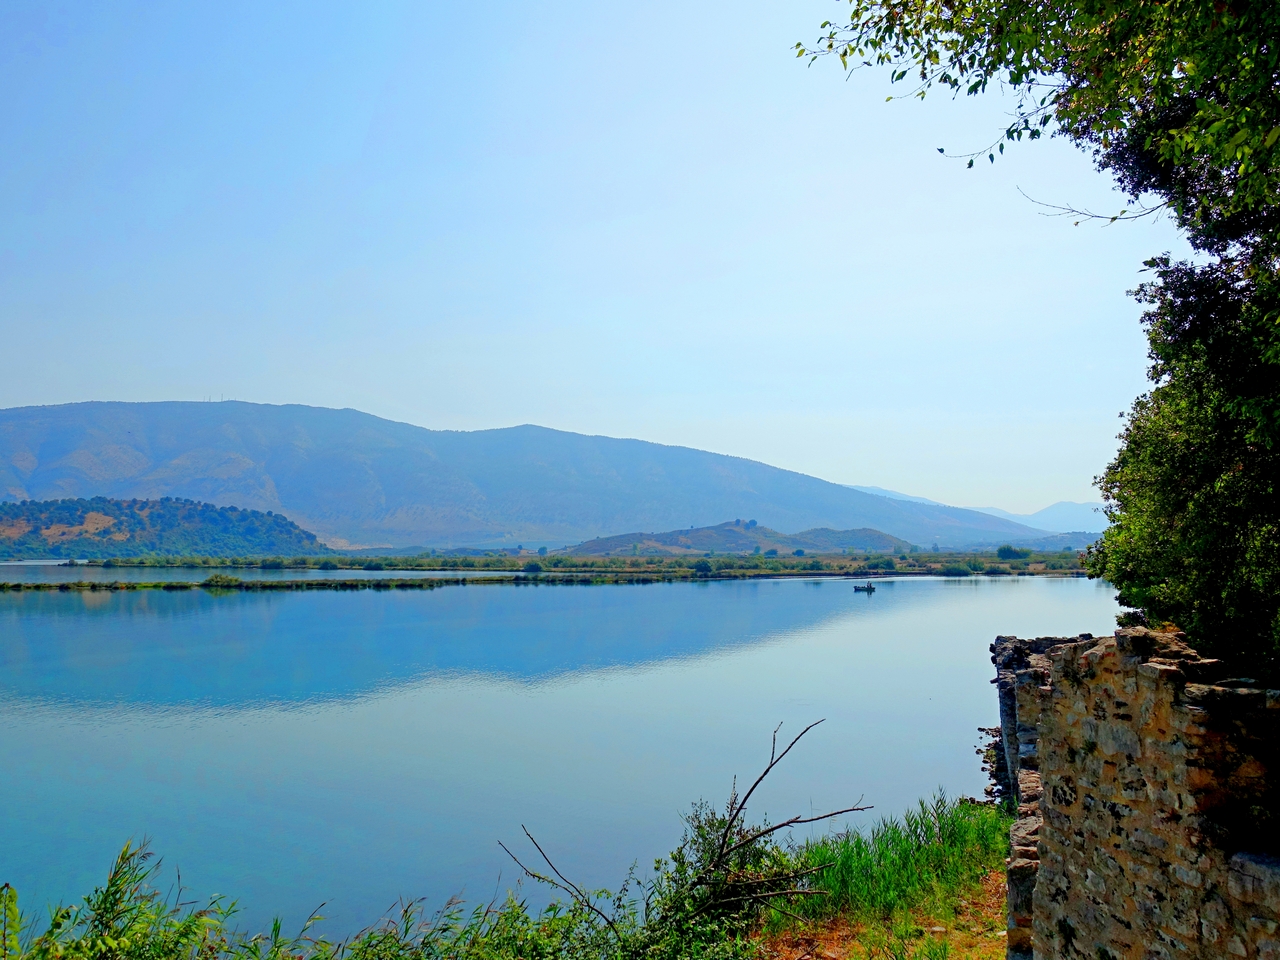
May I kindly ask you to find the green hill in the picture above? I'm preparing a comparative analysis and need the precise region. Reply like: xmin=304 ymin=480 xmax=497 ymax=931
xmin=0 ymin=497 xmax=329 ymax=559
xmin=566 ymin=520 xmax=911 ymax=556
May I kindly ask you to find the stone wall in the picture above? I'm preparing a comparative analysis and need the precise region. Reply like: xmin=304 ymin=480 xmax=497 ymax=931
xmin=992 ymin=629 xmax=1280 ymax=960
xmin=992 ymin=634 xmax=1094 ymax=958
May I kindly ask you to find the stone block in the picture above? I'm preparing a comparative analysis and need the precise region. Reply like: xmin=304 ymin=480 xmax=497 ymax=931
xmin=1229 ymin=853 xmax=1280 ymax=912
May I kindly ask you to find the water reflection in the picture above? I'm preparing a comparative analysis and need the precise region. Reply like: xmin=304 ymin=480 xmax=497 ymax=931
xmin=0 ymin=577 xmax=1118 ymax=937
xmin=0 ymin=580 xmax=867 ymax=705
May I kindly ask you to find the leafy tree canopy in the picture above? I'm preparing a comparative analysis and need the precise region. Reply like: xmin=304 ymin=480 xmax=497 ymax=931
xmin=799 ymin=0 xmax=1280 ymax=251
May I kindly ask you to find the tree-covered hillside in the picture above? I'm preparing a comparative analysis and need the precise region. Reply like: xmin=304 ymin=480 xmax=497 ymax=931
xmin=0 ymin=497 xmax=329 ymax=559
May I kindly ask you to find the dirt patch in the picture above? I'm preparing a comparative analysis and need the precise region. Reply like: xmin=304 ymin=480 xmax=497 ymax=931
xmin=80 ymin=512 xmax=116 ymax=534
xmin=41 ymin=512 xmax=118 ymax=541
xmin=0 ymin=520 xmax=32 ymax=540
xmin=763 ymin=871 xmax=1007 ymax=960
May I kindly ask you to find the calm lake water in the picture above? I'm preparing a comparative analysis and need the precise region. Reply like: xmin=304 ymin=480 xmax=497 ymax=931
xmin=0 ymin=576 xmax=1118 ymax=935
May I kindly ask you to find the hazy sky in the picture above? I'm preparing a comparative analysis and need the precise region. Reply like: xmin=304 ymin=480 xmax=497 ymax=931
xmin=0 ymin=1 xmax=1188 ymax=512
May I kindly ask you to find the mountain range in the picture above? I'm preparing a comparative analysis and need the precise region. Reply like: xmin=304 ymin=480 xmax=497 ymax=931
xmin=0 ymin=401 xmax=1093 ymax=549
xmin=847 ymin=486 xmax=1107 ymax=533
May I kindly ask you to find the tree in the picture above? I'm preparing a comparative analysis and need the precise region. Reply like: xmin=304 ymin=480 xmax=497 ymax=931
xmin=799 ymin=0 xmax=1280 ymax=247
xmin=801 ymin=0 xmax=1280 ymax=671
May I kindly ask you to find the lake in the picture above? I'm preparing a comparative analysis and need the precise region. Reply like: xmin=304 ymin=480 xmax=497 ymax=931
xmin=0 ymin=576 xmax=1118 ymax=936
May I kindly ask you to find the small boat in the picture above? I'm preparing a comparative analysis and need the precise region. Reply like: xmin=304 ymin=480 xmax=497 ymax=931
xmin=853 ymin=581 xmax=876 ymax=594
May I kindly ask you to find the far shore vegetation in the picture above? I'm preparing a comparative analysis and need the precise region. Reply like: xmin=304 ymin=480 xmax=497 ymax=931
xmin=0 ymin=548 xmax=1085 ymax=593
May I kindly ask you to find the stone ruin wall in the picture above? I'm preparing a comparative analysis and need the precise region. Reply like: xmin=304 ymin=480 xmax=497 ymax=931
xmin=991 ymin=628 xmax=1280 ymax=960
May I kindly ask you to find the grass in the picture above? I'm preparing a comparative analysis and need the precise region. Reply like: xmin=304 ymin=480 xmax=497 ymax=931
xmin=785 ymin=794 xmax=1011 ymax=924
xmin=0 ymin=796 xmax=1009 ymax=960
xmin=760 ymin=795 xmax=1011 ymax=960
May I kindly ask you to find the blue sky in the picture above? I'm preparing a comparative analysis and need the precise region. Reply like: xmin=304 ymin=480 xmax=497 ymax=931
xmin=0 ymin=1 xmax=1187 ymax=512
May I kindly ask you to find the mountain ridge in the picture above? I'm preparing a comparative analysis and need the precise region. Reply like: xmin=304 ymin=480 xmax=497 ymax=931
xmin=0 ymin=401 xmax=1054 ymax=548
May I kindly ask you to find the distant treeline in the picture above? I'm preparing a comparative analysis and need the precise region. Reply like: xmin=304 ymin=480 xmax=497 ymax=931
xmin=0 ymin=497 xmax=330 ymax=559
xmin=70 ymin=546 xmax=1084 ymax=578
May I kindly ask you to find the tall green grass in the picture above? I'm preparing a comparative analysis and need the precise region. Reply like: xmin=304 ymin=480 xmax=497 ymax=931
xmin=782 ymin=793 xmax=1011 ymax=925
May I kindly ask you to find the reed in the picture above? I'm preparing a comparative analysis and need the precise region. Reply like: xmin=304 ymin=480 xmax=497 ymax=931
xmin=781 ymin=793 xmax=1010 ymax=924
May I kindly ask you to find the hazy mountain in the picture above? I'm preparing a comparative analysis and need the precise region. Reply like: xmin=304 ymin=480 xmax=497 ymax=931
xmin=845 ymin=485 xmax=945 ymax=505
xmin=0 ymin=497 xmax=328 ymax=559
xmin=972 ymin=501 xmax=1107 ymax=533
xmin=850 ymin=484 xmax=1108 ymax=535
xmin=0 ymin=401 xmax=1053 ymax=548
xmin=567 ymin=520 xmax=911 ymax=556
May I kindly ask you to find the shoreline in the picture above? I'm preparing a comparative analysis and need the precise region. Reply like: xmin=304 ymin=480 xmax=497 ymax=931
xmin=0 ymin=569 xmax=1090 ymax=592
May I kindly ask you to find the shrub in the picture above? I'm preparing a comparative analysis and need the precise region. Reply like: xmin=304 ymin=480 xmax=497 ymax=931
xmin=522 ymin=561 xmax=543 ymax=573
xmin=996 ymin=545 xmax=1031 ymax=560
xmin=865 ymin=556 xmax=896 ymax=571
xmin=940 ymin=564 xmax=972 ymax=577
xmin=693 ymin=559 xmax=713 ymax=574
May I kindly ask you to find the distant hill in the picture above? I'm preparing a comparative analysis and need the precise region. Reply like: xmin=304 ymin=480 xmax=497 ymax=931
xmin=0 ymin=401 xmax=1052 ymax=549
xmin=567 ymin=520 xmax=911 ymax=556
xmin=0 ymin=497 xmax=329 ymax=559
xmin=971 ymin=501 xmax=1108 ymax=534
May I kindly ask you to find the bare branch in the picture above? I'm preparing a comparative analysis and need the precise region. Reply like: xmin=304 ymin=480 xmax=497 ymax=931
xmin=716 ymin=719 xmax=827 ymax=865
xmin=499 ymin=830 xmax=623 ymax=939
xmin=718 ymin=801 xmax=870 ymax=862
xmin=1017 ymin=186 xmax=1169 ymax=225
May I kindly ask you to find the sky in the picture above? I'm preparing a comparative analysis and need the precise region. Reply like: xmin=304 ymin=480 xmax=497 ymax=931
xmin=0 ymin=1 xmax=1189 ymax=513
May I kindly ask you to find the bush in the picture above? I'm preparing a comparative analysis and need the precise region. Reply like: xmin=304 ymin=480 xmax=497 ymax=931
xmin=965 ymin=558 xmax=986 ymax=572
xmin=362 ymin=561 xmax=385 ymax=571
xmin=693 ymin=559 xmax=713 ymax=574
xmin=865 ymin=556 xmax=896 ymax=571
xmin=793 ymin=549 xmax=805 ymax=557
xmin=940 ymin=564 xmax=972 ymax=577
xmin=996 ymin=545 xmax=1031 ymax=560
xmin=522 ymin=561 xmax=543 ymax=573
xmin=318 ymin=560 xmax=339 ymax=570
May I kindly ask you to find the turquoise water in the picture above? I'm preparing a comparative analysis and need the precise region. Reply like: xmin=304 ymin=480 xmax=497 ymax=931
xmin=0 ymin=576 xmax=1117 ymax=935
